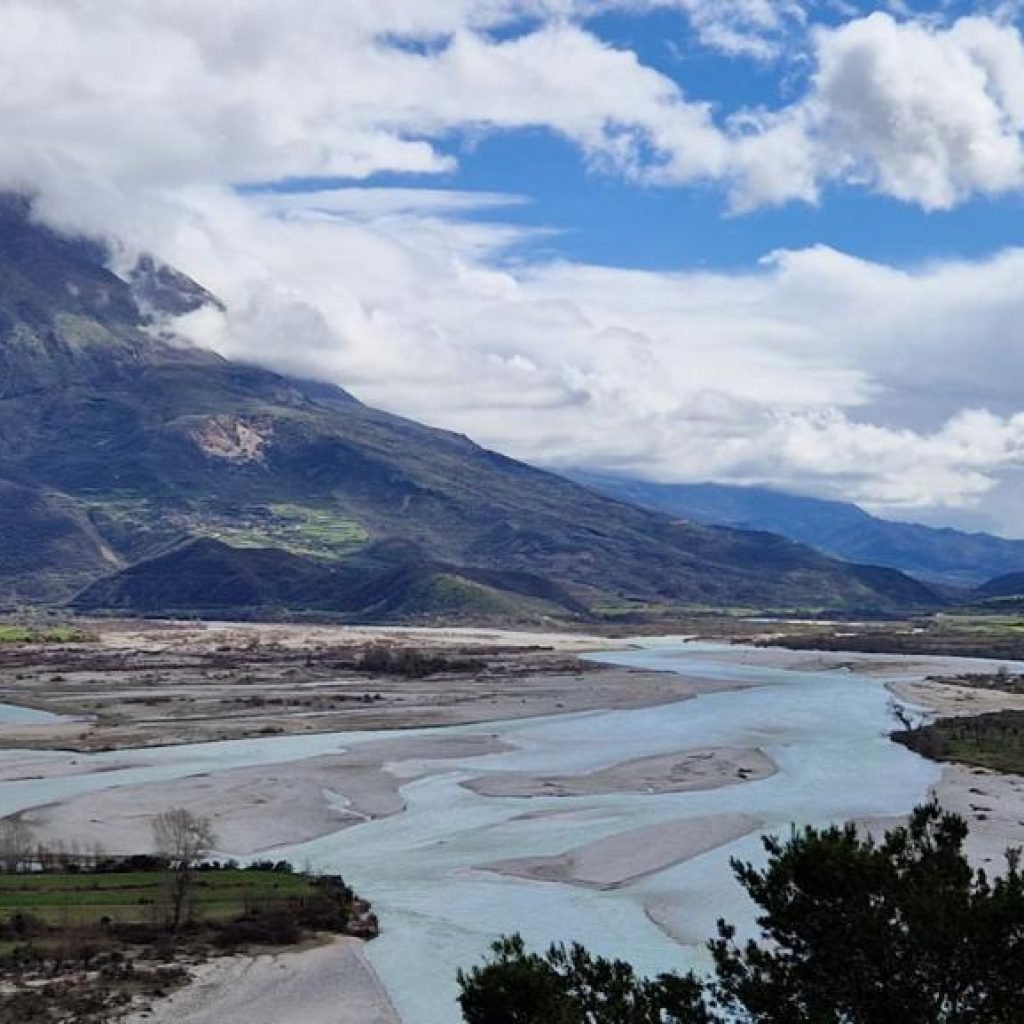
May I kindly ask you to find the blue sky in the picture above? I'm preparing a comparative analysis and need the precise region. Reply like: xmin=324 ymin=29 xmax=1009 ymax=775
xmin=8 ymin=1 xmax=1024 ymax=533
xmin=362 ymin=2 xmax=1024 ymax=272
xmin=433 ymin=131 xmax=1024 ymax=271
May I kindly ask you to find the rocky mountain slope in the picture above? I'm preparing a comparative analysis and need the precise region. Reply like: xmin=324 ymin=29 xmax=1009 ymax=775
xmin=0 ymin=195 xmax=940 ymax=621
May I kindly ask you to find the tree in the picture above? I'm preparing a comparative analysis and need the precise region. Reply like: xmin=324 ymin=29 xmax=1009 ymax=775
xmin=151 ymin=807 xmax=216 ymax=931
xmin=0 ymin=818 xmax=35 ymax=873
xmin=458 ymin=804 xmax=1024 ymax=1024
xmin=710 ymin=802 xmax=1024 ymax=1023
xmin=458 ymin=935 xmax=713 ymax=1024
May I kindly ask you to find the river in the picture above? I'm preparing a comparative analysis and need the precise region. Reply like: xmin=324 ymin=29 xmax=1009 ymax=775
xmin=0 ymin=641 xmax=940 ymax=1023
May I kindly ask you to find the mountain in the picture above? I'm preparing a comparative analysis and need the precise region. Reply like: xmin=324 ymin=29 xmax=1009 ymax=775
xmin=72 ymin=537 xmax=591 ymax=621
xmin=0 ymin=195 xmax=941 ymax=621
xmin=974 ymin=572 xmax=1024 ymax=602
xmin=567 ymin=473 xmax=1024 ymax=588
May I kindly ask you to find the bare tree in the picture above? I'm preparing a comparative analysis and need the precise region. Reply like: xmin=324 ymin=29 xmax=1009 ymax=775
xmin=889 ymin=699 xmax=917 ymax=733
xmin=152 ymin=808 xmax=215 ymax=867
xmin=0 ymin=818 xmax=35 ymax=873
xmin=151 ymin=808 xmax=216 ymax=931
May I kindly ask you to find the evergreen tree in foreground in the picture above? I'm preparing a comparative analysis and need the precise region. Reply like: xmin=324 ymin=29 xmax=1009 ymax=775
xmin=457 ymin=803 xmax=1024 ymax=1024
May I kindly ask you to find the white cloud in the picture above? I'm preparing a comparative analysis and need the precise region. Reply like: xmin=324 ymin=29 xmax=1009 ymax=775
xmin=4 ymin=3 xmax=1024 ymax=529
xmin=150 ymin=188 xmax=1024 ymax=525
xmin=731 ymin=12 xmax=1024 ymax=209
xmin=0 ymin=0 xmax=731 ymax=212
xmin=5 ymin=4 xmax=1024 ymax=214
xmin=670 ymin=0 xmax=806 ymax=59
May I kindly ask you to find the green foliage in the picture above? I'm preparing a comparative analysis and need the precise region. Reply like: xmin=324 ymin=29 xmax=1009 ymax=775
xmin=894 ymin=711 xmax=1024 ymax=774
xmin=458 ymin=804 xmax=1024 ymax=1024
xmin=0 ymin=625 xmax=86 ymax=644
xmin=457 ymin=935 xmax=713 ymax=1024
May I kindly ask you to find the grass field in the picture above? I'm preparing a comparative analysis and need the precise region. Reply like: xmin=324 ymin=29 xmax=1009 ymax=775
xmin=0 ymin=625 xmax=86 ymax=644
xmin=83 ymin=494 xmax=370 ymax=563
xmin=0 ymin=865 xmax=372 ymax=1021
xmin=0 ymin=869 xmax=315 ymax=927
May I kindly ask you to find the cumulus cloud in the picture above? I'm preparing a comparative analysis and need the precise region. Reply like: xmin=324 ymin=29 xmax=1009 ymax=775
xmin=732 ymin=12 xmax=1024 ymax=209
xmin=150 ymin=187 xmax=1024 ymax=520
xmin=5 ymin=4 xmax=1024 ymax=213
xmin=0 ymin=0 xmax=730 ymax=212
xmin=4 ymin=2 xmax=1024 ymax=528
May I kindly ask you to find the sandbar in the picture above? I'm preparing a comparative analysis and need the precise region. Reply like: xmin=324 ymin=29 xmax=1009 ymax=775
xmin=482 ymin=814 xmax=762 ymax=889
xmin=22 ymin=733 xmax=511 ymax=856
xmin=462 ymin=747 xmax=776 ymax=799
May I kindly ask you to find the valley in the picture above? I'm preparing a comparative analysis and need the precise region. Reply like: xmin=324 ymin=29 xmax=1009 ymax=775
xmin=1 ymin=625 xmax=1023 ymax=1021
xmin=5 ymin=3 xmax=1024 ymax=1019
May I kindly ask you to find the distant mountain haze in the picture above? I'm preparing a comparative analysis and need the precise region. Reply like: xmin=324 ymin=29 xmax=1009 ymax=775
xmin=0 ymin=195 xmax=942 ymax=620
xmin=566 ymin=472 xmax=1024 ymax=589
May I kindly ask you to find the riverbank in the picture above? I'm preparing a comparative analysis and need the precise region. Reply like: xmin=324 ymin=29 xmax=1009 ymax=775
xmin=0 ymin=620 xmax=717 ymax=752
xmin=123 ymin=936 xmax=400 ymax=1024
xmin=0 ymin=861 xmax=378 ymax=1024
xmin=21 ymin=733 xmax=513 ymax=855
xmin=0 ymin=630 xmax=997 ymax=1023
xmin=885 ymin=667 xmax=1024 ymax=869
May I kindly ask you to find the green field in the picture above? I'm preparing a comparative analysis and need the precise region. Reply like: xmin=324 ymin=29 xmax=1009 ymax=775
xmin=0 ymin=869 xmax=314 ymax=927
xmin=210 ymin=502 xmax=369 ymax=560
xmin=84 ymin=495 xmax=370 ymax=563
xmin=0 ymin=625 xmax=86 ymax=644
xmin=0 ymin=865 xmax=371 ymax=1021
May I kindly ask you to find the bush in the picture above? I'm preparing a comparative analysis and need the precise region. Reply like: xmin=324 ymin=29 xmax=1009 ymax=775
xmin=212 ymin=906 xmax=301 ymax=949
xmin=246 ymin=859 xmax=293 ymax=873
xmin=459 ymin=804 xmax=1024 ymax=1024
xmin=94 ymin=853 xmax=168 ymax=873
xmin=356 ymin=643 xmax=477 ymax=678
xmin=0 ymin=912 xmax=48 ymax=940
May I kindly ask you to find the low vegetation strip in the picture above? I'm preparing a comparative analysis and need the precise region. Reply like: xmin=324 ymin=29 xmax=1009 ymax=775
xmin=893 ymin=710 xmax=1024 ymax=775
xmin=751 ymin=614 xmax=1024 ymax=661
xmin=0 ymin=865 xmax=316 ymax=926
xmin=926 ymin=668 xmax=1024 ymax=695
xmin=0 ymin=624 xmax=88 ymax=645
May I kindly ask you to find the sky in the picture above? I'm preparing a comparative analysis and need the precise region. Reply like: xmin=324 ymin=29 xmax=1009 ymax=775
xmin=5 ymin=1 xmax=1024 ymax=534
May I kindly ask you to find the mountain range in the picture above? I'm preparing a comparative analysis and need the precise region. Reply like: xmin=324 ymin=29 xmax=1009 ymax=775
xmin=567 ymin=473 xmax=1024 ymax=589
xmin=0 ymin=195 xmax=944 ymax=622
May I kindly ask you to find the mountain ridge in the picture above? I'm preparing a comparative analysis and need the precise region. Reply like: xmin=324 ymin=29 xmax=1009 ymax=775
xmin=0 ymin=196 xmax=942 ymax=621
xmin=566 ymin=473 xmax=1024 ymax=588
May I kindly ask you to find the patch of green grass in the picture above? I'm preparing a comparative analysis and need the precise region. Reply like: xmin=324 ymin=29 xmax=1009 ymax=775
xmin=934 ymin=613 xmax=1024 ymax=634
xmin=83 ymin=495 xmax=369 ymax=562
xmin=399 ymin=575 xmax=560 ymax=620
xmin=0 ymin=870 xmax=314 ymax=926
xmin=0 ymin=625 xmax=86 ymax=645
xmin=207 ymin=504 xmax=368 ymax=561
